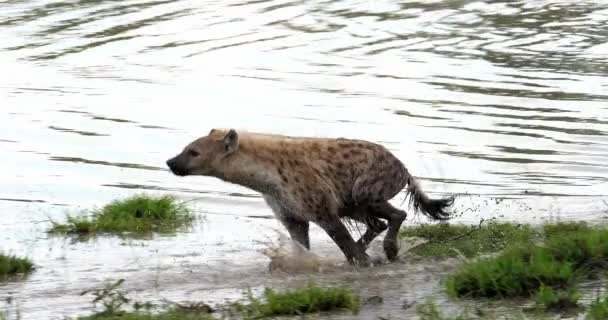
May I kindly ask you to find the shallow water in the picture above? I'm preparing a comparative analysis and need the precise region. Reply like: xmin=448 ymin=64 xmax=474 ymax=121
xmin=1 ymin=0 xmax=608 ymax=319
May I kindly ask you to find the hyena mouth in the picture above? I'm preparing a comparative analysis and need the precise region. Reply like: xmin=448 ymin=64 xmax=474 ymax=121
xmin=169 ymin=167 xmax=189 ymax=176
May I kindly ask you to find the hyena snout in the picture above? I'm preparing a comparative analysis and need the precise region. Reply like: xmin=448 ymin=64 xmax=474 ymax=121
xmin=166 ymin=155 xmax=188 ymax=176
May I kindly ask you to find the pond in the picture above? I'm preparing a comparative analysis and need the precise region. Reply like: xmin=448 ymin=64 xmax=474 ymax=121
xmin=1 ymin=0 xmax=608 ymax=318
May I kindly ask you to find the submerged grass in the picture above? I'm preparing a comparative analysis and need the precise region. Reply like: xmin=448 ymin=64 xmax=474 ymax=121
xmin=400 ymin=221 xmax=534 ymax=258
xmin=534 ymin=285 xmax=581 ymax=311
xmin=415 ymin=300 xmax=538 ymax=320
xmin=446 ymin=222 xmax=608 ymax=300
xmin=415 ymin=301 xmax=471 ymax=320
xmin=241 ymin=286 xmax=359 ymax=317
xmin=0 ymin=254 xmax=33 ymax=278
xmin=587 ymin=296 xmax=608 ymax=320
xmin=78 ymin=309 xmax=217 ymax=320
xmin=77 ymin=279 xmax=358 ymax=320
xmin=48 ymin=194 xmax=193 ymax=236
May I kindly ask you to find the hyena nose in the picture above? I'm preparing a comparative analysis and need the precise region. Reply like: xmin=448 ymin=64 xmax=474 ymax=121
xmin=166 ymin=158 xmax=176 ymax=168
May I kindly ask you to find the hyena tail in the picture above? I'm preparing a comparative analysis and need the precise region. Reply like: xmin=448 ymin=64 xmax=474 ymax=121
xmin=406 ymin=175 xmax=454 ymax=221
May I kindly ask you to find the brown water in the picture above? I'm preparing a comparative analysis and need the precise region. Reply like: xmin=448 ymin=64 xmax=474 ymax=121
xmin=2 ymin=0 xmax=608 ymax=319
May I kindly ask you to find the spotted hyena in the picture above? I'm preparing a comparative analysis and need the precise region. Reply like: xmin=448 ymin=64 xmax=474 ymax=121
xmin=166 ymin=129 xmax=454 ymax=266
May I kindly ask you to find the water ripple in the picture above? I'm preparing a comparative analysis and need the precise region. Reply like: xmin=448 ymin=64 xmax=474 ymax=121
xmin=2 ymin=1 xmax=608 ymax=317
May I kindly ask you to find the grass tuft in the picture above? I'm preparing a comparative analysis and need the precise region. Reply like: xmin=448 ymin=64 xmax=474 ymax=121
xmin=587 ymin=296 xmax=608 ymax=320
xmin=78 ymin=308 xmax=217 ymax=320
xmin=0 ymin=254 xmax=34 ymax=278
xmin=400 ymin=221 xmax=533 ymax=258
xmin=446 ymin=223 xmax=608 ymax=300
xmin=230 ymin=286 xmax=359 ymax=318
xmin=251 ymin=286 xmax=359 ymax=317
xmin=415 ymin=300 xmax=472 ymax=320
xmin=446 ymin=244 xmax=575 ymax=298
xmin=77 ymin=279 xmax=358 ymax=320
xmin=534 ymin=284 xmax=580 ymax=311
xmin=542 ymin=221 xmax=591 ymax=239
xmin=48 ymin=194 xmax=193 ymax=236
xmin=77 ymin=278 xmax=217 ymax=320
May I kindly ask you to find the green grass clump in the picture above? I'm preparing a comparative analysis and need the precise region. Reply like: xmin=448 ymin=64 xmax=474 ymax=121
xmin=400 ymin=221 xmax=533 ymax=258
xmin=0 ymin=254 xmax=34 ymax=278
xmin=48 ymin=194 xmax=193 ymax=236
xmin=543 ymin=226 xmax=608 ymax=272
xmin=587 ymin=296 xmax=608 ymax=320
xmin=78 ymin=279 xmax=216 ymax=320
xmin=415 ymin=300 xmax=533 ymax=320
xmin=242 ymin=286 xmax=359 ymax=317
xmin=77 ymin=279 xmax=358 ymax=320
xmin=78 ymin=309 xmax=217 ymax=320
xmin=534 ymin=284 xmax=580 ymax=311
xmin=49 ymin=215 xmax=96 ymax=234
xmin=415 ymin=301 xmax=471 ymax=320
xmin=446 ymin=224 xmax=608 ymax=299
xmin=542 ymin=221 xmax=591 ymax=239
xmin=446 ymin=244 xmax=575 ymax=298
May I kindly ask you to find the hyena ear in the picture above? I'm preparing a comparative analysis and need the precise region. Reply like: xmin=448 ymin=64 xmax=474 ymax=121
xmin=223 ymin=129 xmax=239 ymax=153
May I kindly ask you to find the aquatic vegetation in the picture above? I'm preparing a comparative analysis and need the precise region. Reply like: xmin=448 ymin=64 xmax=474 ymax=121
xmin=413 ymin=300 xmax=529 ymax=320
xmin=78 ymin=279 xmax=216 ymax=320
xmin=415 ymin=300 xmax=472 ymax=320
xmin=0 ymin=254 xmax=33 ymax=278
xmin=446 ymin=244 xmax=575 ymax=298
xmin=446 ymin=223 xmax=608 ymax=299
xmin=242 ymin=286 xmax=359 ymax=317
xmin=587 ymin=295 xmax=608 ymax=320
xmin=541 ymin=221 xmax=591 ymax=239
xmin=77 ymin=279 xmax=358 ymax=319
xmin=48 ymin=194 xmax=193 ymax=236
xmin=534 ymin=285 xmax=580 ymax=311
xmin=78 ymin=309 xmax=217 ymax=320
xmin=81 ymin=279 xmax=131 ymax=316
xmin=400 ymin=221 xmax=534 ymax=258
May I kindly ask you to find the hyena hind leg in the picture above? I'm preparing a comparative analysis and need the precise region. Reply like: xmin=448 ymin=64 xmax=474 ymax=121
xmin=341 ymin=206 xmax=388 ymax=253
xmin=358 ymin=215 xmax=388 ymax=252
xmin=315 ymin=212 xmax=371 ymax=267
xmin=367 ymin=201 xmax=406 ymax=261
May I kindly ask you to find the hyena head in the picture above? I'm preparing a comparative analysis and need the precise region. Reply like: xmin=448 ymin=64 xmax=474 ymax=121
xmin=166 ymin=128 xmax=239 ymax=176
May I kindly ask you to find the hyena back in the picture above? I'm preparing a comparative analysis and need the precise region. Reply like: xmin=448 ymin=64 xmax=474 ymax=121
xmin=166 ymin=128 xmax=454 ymax=266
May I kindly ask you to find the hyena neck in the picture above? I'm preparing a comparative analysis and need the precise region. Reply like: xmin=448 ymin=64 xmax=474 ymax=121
xmin=213 ymin=152 xmax=280 ymax=196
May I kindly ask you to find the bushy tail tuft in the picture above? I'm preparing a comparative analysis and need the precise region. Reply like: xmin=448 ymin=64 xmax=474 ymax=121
xmin=406 ymin=176 xmax=454 ymax=220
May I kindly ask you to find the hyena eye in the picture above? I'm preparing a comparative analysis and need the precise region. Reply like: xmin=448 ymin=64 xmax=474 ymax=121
xmin=188 ymin=149 xmax=200 ymax=157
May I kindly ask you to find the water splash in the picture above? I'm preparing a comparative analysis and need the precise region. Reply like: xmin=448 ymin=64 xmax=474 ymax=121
xmin=258 ymin=230 xmax=330 ymax=274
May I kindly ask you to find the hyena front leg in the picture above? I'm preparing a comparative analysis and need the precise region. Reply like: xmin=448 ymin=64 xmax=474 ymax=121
xmin=264 ymin=196 xmax=310 ymax=249
xmin=279 ymin=215 xmax=310 ymax=250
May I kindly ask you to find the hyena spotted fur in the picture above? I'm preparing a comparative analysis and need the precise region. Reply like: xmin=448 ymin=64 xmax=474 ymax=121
xmin=166 ymin=128 xmax=454 ymax=266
